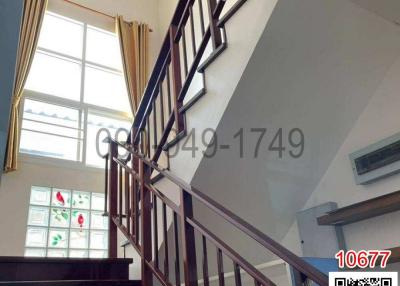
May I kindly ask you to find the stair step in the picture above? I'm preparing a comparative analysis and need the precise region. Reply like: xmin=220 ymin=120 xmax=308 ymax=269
xmin=0 ymin=257 xmax=132 ymax=282
xmin=179 ymin=88 xmax=207 ymax=114
xmin=197 ymin=42 xmax=227 ymax=73
xmin=162 ymin=130 xmax=186 ymax=151
xmin=0 ymin=280 xmax=141 ymax=286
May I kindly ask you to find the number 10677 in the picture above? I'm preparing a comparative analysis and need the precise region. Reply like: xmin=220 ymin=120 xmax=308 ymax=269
xmin=335 ymin=250 xmax=391 ymax=269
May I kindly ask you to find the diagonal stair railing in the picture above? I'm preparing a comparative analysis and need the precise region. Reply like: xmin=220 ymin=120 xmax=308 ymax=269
xmin=104 ymin=0 xmax=329 ymax=285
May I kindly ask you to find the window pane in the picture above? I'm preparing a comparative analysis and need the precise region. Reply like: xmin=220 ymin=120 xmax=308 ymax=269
xmin=90 ymin=231 xmax=108 ymax=250
xmin=50 ymin=208 xmax=70 ymax=228
xmin=86 ymin=26 xmax=122 ymax=69
xmin=25 ymin=248 xmax=46 ymax=257
xmin=91 ymin=193 xmax=105 ymax=210
xmin=25 ymin=52 xmax=81 ymax=101
xmin=48 ymin=229 xmax=69 ymax=248
xmin=51 ymin=189 xmax=71 ymax=208
xmin=84 ymin=65 xmax=130 ymax=113
xmin=70 ymin=230 xmax=89 ymax=249
xmin=30 ymin=186 xmax=51 ymax=206
xmin=26 ymin=227 xmax=48 ymax=247
xmin=23 ymin=99 xmax=80 ymax=129
xmin=72 ymin=191 xmax=91 ymax=209
xmin=91 ymin=212 xmax=108 ymax=230
xmin=38 ymin=13 xmax=83 ymax=58
xmin=20 ymin=130 xmax=81 ymax=161
xmin=20 ymin=100 xmax=81 ymax=161
xmin=86 ymin=113 xmax=131 ymax=167
xmin=28 ymin=206 xmax=49 ymax=227
xmin=90 ymin=250 xmax=107 ymax=258
xmin=48 ymin=249 xmax=68 ymax=258
xmin=69 ymin=249 xmax=88 ymax=258
xmin=71 ymin=210 xmax=90 ymax=229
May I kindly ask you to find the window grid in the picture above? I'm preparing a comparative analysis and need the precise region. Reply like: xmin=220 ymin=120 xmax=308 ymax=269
xmin=25 ymin=186 xmax=108 ymax=258
xmin=20 ymin=11 xmax=132 ymax=168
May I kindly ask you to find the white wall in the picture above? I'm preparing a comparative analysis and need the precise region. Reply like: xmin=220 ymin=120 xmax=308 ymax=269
xmin=287 ymin=54 xmax=400 ymax=252
xmin=190 ymin=0 xmax=400 ymax=269
xmin=0 ymin=159 xmax=104 ymax=256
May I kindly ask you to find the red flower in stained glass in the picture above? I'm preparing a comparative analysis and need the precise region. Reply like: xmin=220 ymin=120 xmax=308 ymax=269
xmin=56 ymin=191 xmax=65 ymax=205
xmin=78 ymin=214 xmax=84 ymax=228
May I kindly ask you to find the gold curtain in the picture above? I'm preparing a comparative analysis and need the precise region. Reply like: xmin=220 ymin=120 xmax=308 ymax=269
xmin=4 ymin=0 xmax=47 ymax=172
xmin=116 ymin=16 xmax=150 ymax=114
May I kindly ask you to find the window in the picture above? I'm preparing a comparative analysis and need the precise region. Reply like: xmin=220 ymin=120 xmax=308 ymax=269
xmin=20 ymin=12 xmax=132 ymax=168
xmin=25 ymin=186 xmax=108 ymax=258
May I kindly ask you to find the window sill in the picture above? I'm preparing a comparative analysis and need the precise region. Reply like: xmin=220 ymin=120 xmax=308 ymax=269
xmin=19 ymin=153 xmax=105 ymax=174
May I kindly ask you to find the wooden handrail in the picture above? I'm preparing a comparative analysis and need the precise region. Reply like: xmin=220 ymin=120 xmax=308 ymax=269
xmin=108 ymin=138 xmax=329 ymax=286
xmin=105 ymin=0 xmax=329 ymax=285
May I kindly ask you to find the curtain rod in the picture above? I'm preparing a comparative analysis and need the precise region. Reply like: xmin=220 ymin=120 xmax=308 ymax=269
xmin=62 ymin=0 xmax=153 ymax=32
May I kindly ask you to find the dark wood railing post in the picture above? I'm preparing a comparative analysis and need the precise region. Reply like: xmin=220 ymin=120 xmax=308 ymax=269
xmin=108 ymin=140 xmax=118 ymax=258
xmin=169 ymin=25 xmax=185 ymax=134
xmin=131 ymin=129 xmax=140 ymax=245
xmin=207 ymin=0 xmax=223 ymax=49
xmin=180 ymin=190 xmax=198 ymax=285
xmin=139 ymin=158 xmax=153 ymax=286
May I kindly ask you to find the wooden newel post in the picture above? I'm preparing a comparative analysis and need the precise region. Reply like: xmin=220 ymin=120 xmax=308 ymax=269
xmin=180 ymin=190 xmax=198 ymax=285
xmin=139 ymin=158 xmax=153 ymax=286
xmin=108 ymin=140 xmax=118 ymax=258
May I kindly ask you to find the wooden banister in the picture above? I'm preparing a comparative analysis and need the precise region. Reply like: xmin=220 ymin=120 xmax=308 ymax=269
xmin=104 ymin=0 xmax=329 ymax=285
xmin=107 ymin=138 xmax=328 ymax=286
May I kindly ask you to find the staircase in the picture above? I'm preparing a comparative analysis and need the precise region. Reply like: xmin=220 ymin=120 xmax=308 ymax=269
xmin=103 ymin=0 xmax=329 ymax=286
xmin=0 ymin=256 xmax=140 ymax=285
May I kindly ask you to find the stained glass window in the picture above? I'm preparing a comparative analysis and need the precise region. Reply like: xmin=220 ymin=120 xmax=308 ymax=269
xmin=25 ymin=186 xmax=108 ymax=258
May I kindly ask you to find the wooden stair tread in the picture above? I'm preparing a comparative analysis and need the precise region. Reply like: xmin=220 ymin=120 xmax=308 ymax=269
xmin=0 ymin=257 xmax=133 ymax=264
xmin=0 ymin=256 xmax=131 ymax=282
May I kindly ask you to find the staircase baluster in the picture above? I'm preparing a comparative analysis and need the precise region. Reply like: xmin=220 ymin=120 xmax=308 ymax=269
xmin=162 ymin=202 xmax=170 ymax=279
xmin=166 ymin=66 xmax=172 ymax=169
xmin=146 ymin=117 xmax=151 ymax=157
xmin=166 ymin=66 xmax=173 ymax=116
xmin=181 ymin=26 xmax=189 ymax=76
xmin=108 ymin=140 xmax=118 ymax=258
xmin=130 ymin=131 xmax=138 ymax=241
xmin=189 ymin=6 xmax=197 ymax=57
xmin=169 ymin=25 xmax=185 ymax=134
xmin=125 ymin=168 xmax=130 ymax=234
xmin=153 ymin=194 xmax=159 ymax=268
xmin=104 ymin=154 xmax=109 ymax=214
xmin=233 ymin=262 xmax=242 ymax=286
xmin=118 ymin=164 xmax=123 ymax=224
xmin=217 ymin=248 xmax=225 ymax=286
xmin=202 ymin=235 xmax=210 ymax=286
xmin=134 ymin=177 xmax=140 ymax=245
xmin=198 ymin=0 xmax=206 ymax=36
xmin=139 ymin=159 xmax=153 ymax=286
xmin=152 ymin=100 xmax=158 ymax=153
xmin=207 ymin=0 xmax=223 ymax=49
xmin=180 ymin=189 xmax=198 ymax=286
xmin=173 ymin=212 xmax=181 ymax=286
xmin=159 ymin=82 xmax=166 ymax=133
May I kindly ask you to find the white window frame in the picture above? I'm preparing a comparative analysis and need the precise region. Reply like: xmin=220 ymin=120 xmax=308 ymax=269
xmin=19 ymin=12 xmax=132 ymax=169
